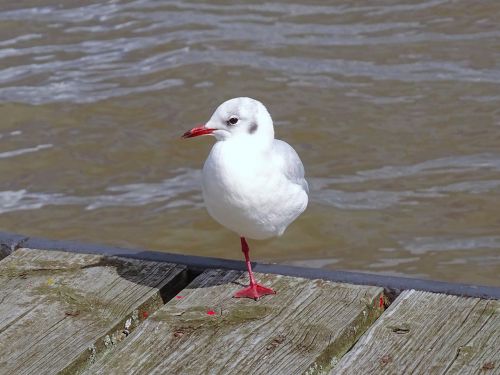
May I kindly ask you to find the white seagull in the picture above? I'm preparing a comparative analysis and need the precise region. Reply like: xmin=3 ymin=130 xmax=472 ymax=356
xmin=182 ymin=97 xmax=308 ymax=300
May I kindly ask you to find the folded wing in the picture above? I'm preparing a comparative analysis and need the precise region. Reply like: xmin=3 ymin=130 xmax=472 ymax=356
xmin=272 ymin=139 xmax=309 ymax=194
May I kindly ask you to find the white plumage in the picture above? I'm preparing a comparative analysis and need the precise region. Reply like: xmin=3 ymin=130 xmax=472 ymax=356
xmin=201 ymin=98 xmax=308 ymax=239
xmin=182 ymin=97 xmax=308 ymax=299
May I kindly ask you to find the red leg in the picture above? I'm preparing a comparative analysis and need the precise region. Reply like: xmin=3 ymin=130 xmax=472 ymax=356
xmin=233 ymin=237 xmax=276 ymax=300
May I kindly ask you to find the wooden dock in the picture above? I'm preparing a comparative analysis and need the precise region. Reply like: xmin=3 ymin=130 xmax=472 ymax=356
xmin=0 ymin=233 xmax=498 ymax=374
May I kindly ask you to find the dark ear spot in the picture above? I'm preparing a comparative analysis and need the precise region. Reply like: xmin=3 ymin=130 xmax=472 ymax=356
xmin=249 ymin=123 xmax=258 ymax=134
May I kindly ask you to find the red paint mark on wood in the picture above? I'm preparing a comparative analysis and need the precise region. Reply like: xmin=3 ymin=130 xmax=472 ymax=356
xmin=207 ymin=310 xmax=216 ymax=316
xmin=142 ymin=311 xmax=149 ymax=319
xmin=175 ymin=295 xmax=184 ymax=299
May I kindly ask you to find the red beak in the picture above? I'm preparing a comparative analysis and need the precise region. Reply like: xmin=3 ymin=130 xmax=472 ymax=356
xmin=182 ymin=125 xmax=215 ymax=139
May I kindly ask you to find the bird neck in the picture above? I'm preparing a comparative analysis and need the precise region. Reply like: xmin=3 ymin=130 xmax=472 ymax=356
xmin=225 ymin=132 xmax=274 ymax=153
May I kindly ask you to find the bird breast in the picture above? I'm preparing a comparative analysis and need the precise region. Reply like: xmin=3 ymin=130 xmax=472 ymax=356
xmin=201 ymin=140 xmax=307 ymax=239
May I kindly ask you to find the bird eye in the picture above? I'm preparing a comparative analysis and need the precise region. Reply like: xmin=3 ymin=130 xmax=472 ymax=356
xmin=227 ymin=116 xmax=239 ymax=126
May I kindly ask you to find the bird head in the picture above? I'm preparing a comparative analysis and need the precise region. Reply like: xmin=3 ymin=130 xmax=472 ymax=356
xmin=182 ymin=97 xmax=275 ymax=144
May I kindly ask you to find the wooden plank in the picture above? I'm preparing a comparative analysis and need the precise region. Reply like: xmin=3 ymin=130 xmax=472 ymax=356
xmin=83 ymin=269 xmax=384 ymax=375
xmin=0 ymin=248 xmax=188 ymax=375
xmin=333 ymin=290 xmax=500 ymax=374
xmin=3 ymin=231 xmax=499 ymax=300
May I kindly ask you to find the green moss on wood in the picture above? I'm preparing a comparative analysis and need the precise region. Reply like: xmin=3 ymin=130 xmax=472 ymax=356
xmin=304 ymin=293 xmax=386 ymax=375
xmin=152 ymin=304 xmax=271 ymax=333
xmin=32 ymin=282 xmax=109 ymax=320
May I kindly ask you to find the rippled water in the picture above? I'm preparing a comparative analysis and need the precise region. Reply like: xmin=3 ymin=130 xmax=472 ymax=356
xmin=0 ymin=0 xmax=499 ymax=286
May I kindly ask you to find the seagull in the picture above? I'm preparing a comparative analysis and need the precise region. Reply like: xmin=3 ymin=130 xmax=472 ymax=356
xmin=182 ymin=97 xmax=308 ymax=300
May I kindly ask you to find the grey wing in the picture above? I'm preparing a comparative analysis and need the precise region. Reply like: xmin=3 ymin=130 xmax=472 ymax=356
xmin=272 ymin=139 xmax=309 ymax=193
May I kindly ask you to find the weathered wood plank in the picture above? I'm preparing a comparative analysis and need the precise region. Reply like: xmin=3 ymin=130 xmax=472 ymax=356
xmin=83 ymin=269 xmax=384 ymax=375
xmin=0 ymin=248 xmax=188 ymax=375
xmin=332 ymin=290 xmax=500 ymax=374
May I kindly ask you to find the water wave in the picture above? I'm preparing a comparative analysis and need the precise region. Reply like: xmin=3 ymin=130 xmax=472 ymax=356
xmin=0 ymin=1 xmax=499 ymax=104
xmin=0 ymin=144 xmax=53 ymax=159
xmin=312 ymin=153 xmax=500 ymax=209
xmin=401 ymin=236 xmax=500 ymax=255
xmin=2 ymin=153 xmax=499 ymax=213
xmin=0 ymin=168 xmax=202 ymax=214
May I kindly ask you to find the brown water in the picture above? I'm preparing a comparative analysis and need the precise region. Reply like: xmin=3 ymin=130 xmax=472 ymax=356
xmin=0 ymin=0 xmax=499 ymax=286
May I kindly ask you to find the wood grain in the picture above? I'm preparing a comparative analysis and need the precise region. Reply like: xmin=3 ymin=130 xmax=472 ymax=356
xmin=333 ymin=289 xmax=500 ymax=374
xmin=84 ymin=269 xmax=383 ymax=375
xmin=0 ymin=248 xmax=187 ymax=375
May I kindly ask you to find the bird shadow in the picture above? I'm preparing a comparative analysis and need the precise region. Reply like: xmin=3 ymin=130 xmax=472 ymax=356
xmin=89 ymin=252 xmax=248 ymax=305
